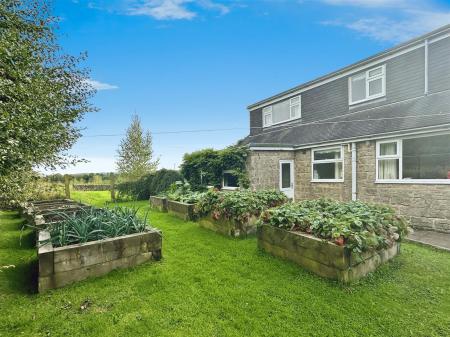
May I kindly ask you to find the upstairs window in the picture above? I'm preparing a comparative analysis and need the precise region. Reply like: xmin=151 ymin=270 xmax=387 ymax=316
xmin=263 ymin=106 xmax=272 ymax=127
xmin=349 ymin=65 xmax=386 ymax=105
xmin=262 ymin=95 xmax=301 ymax=127
xmin=289 ymin=96 xmax=301 ymax=119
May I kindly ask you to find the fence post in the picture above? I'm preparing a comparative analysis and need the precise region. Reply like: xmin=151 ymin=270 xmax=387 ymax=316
xmin=110 ymin=175 xmax=116 ymax=202
xmin=64 ymin=174 xmax=71 ymax=199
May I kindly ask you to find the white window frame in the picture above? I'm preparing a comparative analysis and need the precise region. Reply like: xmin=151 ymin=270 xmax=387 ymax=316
xmin=376 ymin=139 xmax=402 ymax=181
xmin=349 ymin=64 xmax=386 ymax=106
xmin=289 ymin=96 xmax=301 ymax=119
xmin=262 ymin=95 xmax=302 ymax=128
xmin=375 ymin=136 xmax=450 ymax=184
xmin=311 ymin=146 xmax=344 ymax=183
xmin=262 ymin=106 xmax=273 ymax=127
xmin=222 ymin=170 xmax=239 ymax=190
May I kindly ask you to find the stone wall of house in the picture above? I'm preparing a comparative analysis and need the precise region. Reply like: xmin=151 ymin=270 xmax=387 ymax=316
xmin=357 ymin=141 xmax=450 ymax=233
xmin=247 ymin=141 xmax=450 ymax=232
xmin=247 ymin=151 xmax=294 ymax=190
xmin=294 ymin=147 xmax=352 ymax=202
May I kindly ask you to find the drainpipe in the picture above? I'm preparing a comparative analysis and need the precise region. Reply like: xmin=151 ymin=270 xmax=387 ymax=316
xmin=424 ymin=38 xmax=429 ymax=95
xmin=351 ymin=143 xmax=357 ymax=201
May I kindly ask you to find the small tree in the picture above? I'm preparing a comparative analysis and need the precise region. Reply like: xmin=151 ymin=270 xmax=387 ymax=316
xmin=0 ymin=1 xmax=95 ymax=205
xmin=116 ymin=115 xmax=159 ymax=181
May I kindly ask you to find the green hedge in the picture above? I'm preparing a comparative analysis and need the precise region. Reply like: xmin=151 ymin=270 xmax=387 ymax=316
xmin=180 ymin=146 xmax=249 ymax=190
xmin=117 ymin=169 xmax=183 ymax=200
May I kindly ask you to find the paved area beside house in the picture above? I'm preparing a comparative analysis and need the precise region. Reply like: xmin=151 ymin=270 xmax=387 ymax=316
xmin=407 ymin=230 xmax=450 ymax=252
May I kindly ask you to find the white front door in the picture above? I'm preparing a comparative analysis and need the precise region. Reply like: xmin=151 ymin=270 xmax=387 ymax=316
xmin=279 ymin=160 xmax=294 ymax=199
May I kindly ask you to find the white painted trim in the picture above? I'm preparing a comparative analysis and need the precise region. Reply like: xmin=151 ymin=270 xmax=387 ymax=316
xmin=222 ymin=170 xmax=239 ymax=189
xmin=375 ymin=180 xmax=450 ymax=185
xmin=429 ymin=31 xmax=450 ymax=44
xmin=249 ymin=147 xmax=295 ymax=151
xmin=221 ymin=186 xmax=239 ymax=190
xmin=248 ymin=31 xmax=450 ymax=111
xmin=376 ymin=139 xmax=402 ymax=180
xmin=311 ymin=146 xmax=344 ymax=182
xmin=279 ymin=160 xmax=295 ymax=200
xmin=289 ymin=95 xmax=302 ymax=119
xmin=349 ymin=65 xmax=386 ymax=106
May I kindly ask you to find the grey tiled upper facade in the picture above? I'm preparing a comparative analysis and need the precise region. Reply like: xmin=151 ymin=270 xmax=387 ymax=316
xmin=244 ymin=25 xmax=450 ymax=146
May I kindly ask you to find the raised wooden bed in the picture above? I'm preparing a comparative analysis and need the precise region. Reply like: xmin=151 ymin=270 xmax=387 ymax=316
xmin=149 ymin=196 xmax=168 ymax=212
xmin=167 ymin=200 xmax=195 ymax=221
xmin=38 ymin=228 xmax=162 ymax=292
xmin=23 ymin=199 xmax=91 ymax=227
xmin=197 ymin=214 xmax=258 ymax=238
xmin=257 ymin=225 xmax=400 ymax=283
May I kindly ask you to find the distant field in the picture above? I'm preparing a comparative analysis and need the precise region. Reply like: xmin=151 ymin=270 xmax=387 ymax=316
xmin=71 ymin=190 xmax=113 ymax=207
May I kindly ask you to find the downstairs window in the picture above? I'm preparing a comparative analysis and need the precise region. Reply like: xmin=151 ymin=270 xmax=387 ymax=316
xmin=222 ymin=170 xmax=239 ymax=190
xmin=312 ymin=147 xmax=344 ymax=182
xmin=376 ymin=134 xmax=450 ymax=182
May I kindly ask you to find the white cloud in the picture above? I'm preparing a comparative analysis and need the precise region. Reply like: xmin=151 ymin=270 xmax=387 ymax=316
xmin=129 ymin=0 xmax=196 ymax=20
xmin=322 ymin=0 xmax=409 ymax=7
xmin=127 ymin=0 xmax=229 ymax=20
xmin=320 ymin=0 xmax=450 ymax=42
xmin=342 ymin=10 xmax=450 ymax=42
xmin=84 ymin=79 xmax=119 ymax=91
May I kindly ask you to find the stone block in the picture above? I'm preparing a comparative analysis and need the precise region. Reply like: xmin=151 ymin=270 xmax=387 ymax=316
xmin=167 ymin=200 xmax=195 ymax=221
xmin=149 ymin=196 xmax=168 ymax=212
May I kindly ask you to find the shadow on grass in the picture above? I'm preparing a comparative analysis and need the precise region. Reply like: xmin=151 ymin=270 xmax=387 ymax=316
xmin=3 ymin=259 xmax=38 ymax=294
xmin=0 ymin=212 xmax=38 ymax=294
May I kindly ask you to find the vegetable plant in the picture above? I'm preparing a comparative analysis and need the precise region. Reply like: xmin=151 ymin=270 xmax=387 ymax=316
xmin=259 ymin=198 xmax=411 ymax=254
xmin=44 ymin=206 xmax=153 ymax=247
xmin=195 ymin=190 xmax=288 ymax=223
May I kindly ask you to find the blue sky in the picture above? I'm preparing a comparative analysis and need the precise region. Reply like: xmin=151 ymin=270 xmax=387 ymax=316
xmin=51 ymin=0 xmax=450 ymax=173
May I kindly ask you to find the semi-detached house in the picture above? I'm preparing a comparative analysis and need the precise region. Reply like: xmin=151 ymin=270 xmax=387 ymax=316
xmin=240 ymin=24 xmax=450 ymax=233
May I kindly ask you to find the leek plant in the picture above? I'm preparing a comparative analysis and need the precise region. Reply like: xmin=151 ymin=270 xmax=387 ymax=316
xmin=46 ymin=206 xmax=151 ymax=247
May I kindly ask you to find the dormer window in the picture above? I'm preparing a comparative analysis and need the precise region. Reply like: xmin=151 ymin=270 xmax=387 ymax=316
xmin=262 ymin=95 xmax=301 ymax=127
xmin=263 ymin=106 xmax=272 ymax=127
xmin=349 ymin=65 xmax=386 ymax=105
xmin=289 ymin=96 xmax=301 ymax=119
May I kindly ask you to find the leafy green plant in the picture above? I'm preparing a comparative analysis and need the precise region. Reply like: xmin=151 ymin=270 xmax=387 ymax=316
xmin=194 ymin=190 xmax=288 ymax=223
xmin=259 ymin=199 xmax=411 ymax=254
xmin=164 ymin=181 xmax=206 ymax=204
xmin=43 ymin=206 xmax=154 ymax=248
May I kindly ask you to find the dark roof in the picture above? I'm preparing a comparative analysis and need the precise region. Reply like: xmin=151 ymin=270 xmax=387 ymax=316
xmin=248 ymin=24 xmax=450 ymax=110
xmin=243 ymin=91 xmax=450 ymax=148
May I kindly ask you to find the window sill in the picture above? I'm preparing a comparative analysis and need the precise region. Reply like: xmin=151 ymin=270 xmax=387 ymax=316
xmin=263 ymin=116 xmax=301 ymax=128
xmin=311 ymin=179 xmax=344 ymax=183
xmin=349 ymin=93 xmax=385 ymax=107
xmin=222 ymin=186 xmax=239 ymax=190
xmin=375 ymin=179 xmax=450 ymax=185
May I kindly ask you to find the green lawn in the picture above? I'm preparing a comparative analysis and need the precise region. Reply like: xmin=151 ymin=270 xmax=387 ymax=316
xmin=1 ymin=192 xmax=450 ymax=337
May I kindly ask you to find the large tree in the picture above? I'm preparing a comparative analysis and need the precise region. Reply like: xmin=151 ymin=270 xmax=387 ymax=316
xmin=0 ymin=0 xmax=95 ymax=204
xmin=116 ymin=115 xmax=159 ymax=181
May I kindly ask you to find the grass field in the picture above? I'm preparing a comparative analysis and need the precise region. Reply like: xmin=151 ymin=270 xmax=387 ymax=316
xmin=1 ymin=191 xmax=450 ymax=337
